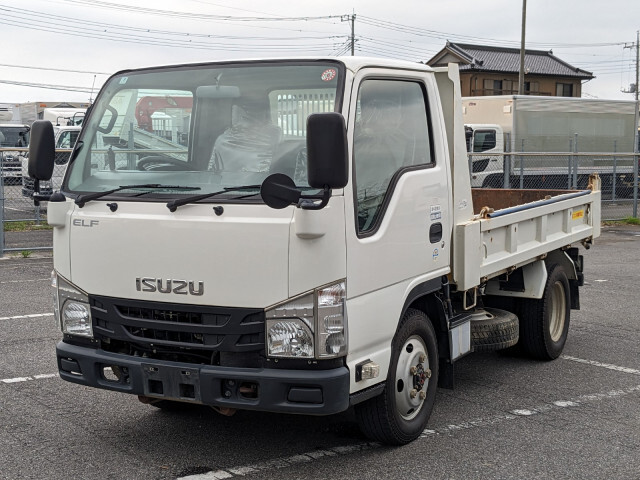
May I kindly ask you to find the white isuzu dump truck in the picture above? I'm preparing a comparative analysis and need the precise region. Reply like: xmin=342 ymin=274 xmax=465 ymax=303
xmin=27 ymin=58 xmax=600 ymax=445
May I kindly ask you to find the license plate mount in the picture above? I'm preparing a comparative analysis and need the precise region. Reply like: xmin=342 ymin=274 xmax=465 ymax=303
xmin=142 ymin=363 xmax=201 ymax=402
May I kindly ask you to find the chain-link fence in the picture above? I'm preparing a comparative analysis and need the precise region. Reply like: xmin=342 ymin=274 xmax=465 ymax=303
xmin=1 ymin=148 xmax=71 ymax=254
xmin=468 ymin=151 xmax=639 ymax=219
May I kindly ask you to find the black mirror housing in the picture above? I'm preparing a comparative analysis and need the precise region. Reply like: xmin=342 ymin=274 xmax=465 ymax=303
xmin=306 ymin=112 xmax=348 ymax=189
xmin=28 ymin=121 xmax=56 ymax=181
xmin=260 ymin=173 xmax=302 ymax=209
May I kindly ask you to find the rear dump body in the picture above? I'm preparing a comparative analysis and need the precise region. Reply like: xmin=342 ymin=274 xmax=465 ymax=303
xmin=40 ymin=58 xmax=601 ymax=445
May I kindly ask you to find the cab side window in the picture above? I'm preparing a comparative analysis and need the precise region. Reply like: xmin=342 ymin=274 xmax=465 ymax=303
xmin=353 ymin=79 xmax=432 ymax=234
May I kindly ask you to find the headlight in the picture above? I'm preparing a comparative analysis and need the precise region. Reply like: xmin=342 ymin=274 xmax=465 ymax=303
xmin=266 ymin=293 xmax=314 ymax=358
xmin=265 ymin=281 xmax=347 ymax=359
xmin=52 ymin=271 xmax=93 ymax=338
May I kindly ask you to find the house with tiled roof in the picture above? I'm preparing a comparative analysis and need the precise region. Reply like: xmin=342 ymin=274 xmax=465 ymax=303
xmin=427 ymin=42 xmax=594 ymax=97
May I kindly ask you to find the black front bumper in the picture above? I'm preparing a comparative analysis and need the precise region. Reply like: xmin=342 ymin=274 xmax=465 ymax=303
xmin=57 ymin=341 xmax=350 ymax=415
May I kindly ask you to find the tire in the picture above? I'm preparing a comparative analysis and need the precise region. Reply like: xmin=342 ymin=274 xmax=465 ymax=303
xmin=355 ymin=308 xmax=438 ymax=445
xmin=519 ymin=264 xmax=571 ymax=360
xmin=470 ymin=308 xmax=519 ymax=352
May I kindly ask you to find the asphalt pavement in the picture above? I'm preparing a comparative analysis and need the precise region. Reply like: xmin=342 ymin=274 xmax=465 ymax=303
xmin=0 ymin=226 xmax=639 ymax=480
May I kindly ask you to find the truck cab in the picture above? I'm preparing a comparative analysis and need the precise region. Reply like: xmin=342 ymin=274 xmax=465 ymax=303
xmin=464 ymin=123 xmax=504 ymax=187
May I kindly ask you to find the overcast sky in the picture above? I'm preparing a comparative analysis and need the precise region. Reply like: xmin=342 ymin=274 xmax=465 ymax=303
xmin=1 ymin=0 xmax=638 ymax=105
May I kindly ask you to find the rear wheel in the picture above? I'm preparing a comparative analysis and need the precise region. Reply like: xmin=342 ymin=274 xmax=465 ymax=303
xmin=519 ymin=264 xmax=571 ymax=360
xmin=355 ymin=309 xmax=438 ymax=445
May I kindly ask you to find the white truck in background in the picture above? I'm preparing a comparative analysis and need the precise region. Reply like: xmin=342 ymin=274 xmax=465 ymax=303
xmin=27 ymin=58 xmax=600 ymax=445
xmin=0 ymin=123 xmax=30 ymax=184
xmin=12 ymin=101 xmax=90 ymax=127
xmin=42 ymin=107 xmax=86 ymax=127
xmin=463 ymin=96 xmax=639 ymax=190
xmin=0 ymin=103 xmax=14 ymax=122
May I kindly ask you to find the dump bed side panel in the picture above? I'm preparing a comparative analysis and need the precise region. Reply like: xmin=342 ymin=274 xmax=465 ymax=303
xmin=454 ymin=188 xmax=600 ymax=291
xmin=478 ymin=190 xmax=599 ymax=280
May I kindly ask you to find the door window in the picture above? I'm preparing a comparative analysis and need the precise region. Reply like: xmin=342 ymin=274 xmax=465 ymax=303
xmin=472 ymin=130 xmax=497 ymax=152
xmin=353 ymin=79 xmax=432 ymax=234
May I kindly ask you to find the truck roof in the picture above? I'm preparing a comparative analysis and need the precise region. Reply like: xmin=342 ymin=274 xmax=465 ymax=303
xmin=111 ymin=56 xmax=435 ymax=77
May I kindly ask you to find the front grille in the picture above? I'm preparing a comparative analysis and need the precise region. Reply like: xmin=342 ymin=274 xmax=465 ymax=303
xmin=118 ymin=305 xmax=215 ymax=325
xmin=91 ymin=296 xmax=265 ymax=353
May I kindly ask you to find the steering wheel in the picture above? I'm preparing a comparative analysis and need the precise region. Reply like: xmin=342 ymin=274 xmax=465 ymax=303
xmin=137 ymin=156 xmax=191 ymax=171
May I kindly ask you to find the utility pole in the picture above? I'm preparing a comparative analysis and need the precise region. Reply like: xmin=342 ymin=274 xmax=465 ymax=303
xmin=518 ymin=0 xmax=527 ymax=95
xmin=636 ymin=30 xmax=640 ymax=103
xmin=351 ymin=14 xmax=356 ymax=56
xmin=341 ymin=14 xmax=356 ymax=56
xmin=623 ymin=31 xmax=639 ymax=101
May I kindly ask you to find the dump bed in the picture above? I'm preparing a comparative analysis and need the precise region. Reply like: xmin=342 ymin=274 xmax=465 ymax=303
xmin=453 ymin=177 xmax=601 ymax=291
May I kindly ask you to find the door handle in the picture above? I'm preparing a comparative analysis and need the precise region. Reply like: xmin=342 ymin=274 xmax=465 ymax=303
xmin=429 ymin=222 xmax=442 ymax=243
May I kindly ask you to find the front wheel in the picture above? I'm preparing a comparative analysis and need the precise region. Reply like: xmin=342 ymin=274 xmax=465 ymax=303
xmin=355 ymin=308 xmax=438 ymax=445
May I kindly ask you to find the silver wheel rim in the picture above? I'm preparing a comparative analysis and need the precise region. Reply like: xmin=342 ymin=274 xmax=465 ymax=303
xmin=549 ymin=281 xmax=566 ymax=342
xmin=394 ymin=335 xmax=430 ymax=421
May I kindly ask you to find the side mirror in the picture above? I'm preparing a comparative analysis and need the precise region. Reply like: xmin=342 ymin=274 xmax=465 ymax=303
xmin=28 ymin=120 xmax=55 ymax=181
xmin=306 ymin=112 xmax=348 ymax=189
xmin=260 ymin=173 xmax=301 ymax=209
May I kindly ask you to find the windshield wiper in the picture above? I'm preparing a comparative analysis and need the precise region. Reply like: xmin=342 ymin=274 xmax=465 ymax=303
xmin=75 ymin=184 xmax=201 ymax=207
xmin=166 ymin=185 xmax=261 ymax=212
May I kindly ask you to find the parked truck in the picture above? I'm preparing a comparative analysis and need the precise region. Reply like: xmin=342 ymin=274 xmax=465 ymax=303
xmin=27 ymin=59 xmax=600 ymax=445
xmin=463 ymin=96 xmax=639 ymax=190
xmin=0 ymin=103 xmax=14 ymax=122
xmin=41 ymin=107 xmax=86 ymax=127
xmin=12 ymin=101 xmax=90 ymax=127
xmin=0 ymin=123 xmax=30 ymax=184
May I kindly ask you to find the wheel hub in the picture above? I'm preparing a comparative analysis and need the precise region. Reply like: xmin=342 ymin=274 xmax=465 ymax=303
xmin=395 ymin=336 xmax=431 ymax=420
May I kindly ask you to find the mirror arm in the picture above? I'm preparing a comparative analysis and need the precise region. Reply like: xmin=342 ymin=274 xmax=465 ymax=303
xmin=33 ymin=193 xmax=52 ymax=206
xmin=298 ymin=186 xmax=331 ymax=210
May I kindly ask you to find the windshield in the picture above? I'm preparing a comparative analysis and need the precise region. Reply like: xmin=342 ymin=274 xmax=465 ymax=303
xmin=0 ymin=126 xmax=30 ymax=147
xmin=65 ymin=61 xmax=343 ymax=202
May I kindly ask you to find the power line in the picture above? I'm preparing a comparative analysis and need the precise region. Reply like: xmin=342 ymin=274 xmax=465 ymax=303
xmin=358 ymin=15 xmax=627 ymax=49
xmin=0 ymin=79 xmax=96 ymax=93
xmin=55 ymin=0 xmax=343 ymax=22
xmin=0 ymin=18 xmax=338 ymax=52
xmin=0 ymin=63 xmax=110 ymax=76
xmin=0 ymin=5 xmax=341 ymax=42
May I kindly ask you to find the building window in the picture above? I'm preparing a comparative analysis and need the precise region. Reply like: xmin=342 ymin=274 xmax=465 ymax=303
xmin=524 ymin=81 xmax=539 ymax=94
xmin=556 ymin=83 xmax=574 ymax=97
xmin=483 ymin=79 xmax=514 ymax=95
